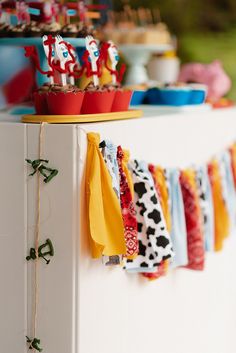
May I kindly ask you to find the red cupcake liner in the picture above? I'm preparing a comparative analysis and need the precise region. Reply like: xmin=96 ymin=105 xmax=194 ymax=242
xmin=81 ymin=91 xmax=115 ymax=114
xmin=46 ymin=91 xmax=84 ymax=115
xmin=33 ymin=92 xmax=48 ymax=115
xmin=111 ymin=90 xmax=133 ymax=112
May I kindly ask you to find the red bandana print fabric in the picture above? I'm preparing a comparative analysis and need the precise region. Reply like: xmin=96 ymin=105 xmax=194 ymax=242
xmin=117 ymin=146 xmax=139 ymax=258
xmin=179 ymin=170 xmax=205 ymax=271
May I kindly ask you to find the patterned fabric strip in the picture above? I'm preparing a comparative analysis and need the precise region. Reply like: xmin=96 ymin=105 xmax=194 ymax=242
xmin=169 ymin=169 xmax=189 ymax=268
xmin=142 ymin=164 xmax=172 ymax=280
xmin=124 ymin=160 xmax=174 ymax=273
xmin=229 ymin=143 xmax=236 ymax=188
xmin=195 ymin=166 xmax=215 ymax=252
xmin=180 ymin=169 xmax=205 ymax=271
xmin=100 ymin=140 xmax=120 ymax=198
xmin=218 ymin=151 xmax=236 ymax=232
xmin=100 ymin=140 xmax=123 ymax=265
xmin=117 ymin=146 xmax=139 ymax=259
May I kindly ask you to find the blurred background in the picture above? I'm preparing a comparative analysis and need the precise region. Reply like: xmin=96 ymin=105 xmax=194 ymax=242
xmin=112 ymin=0 xmax=236 ymax=99
xmin=0 ymin=0 xmax=236 ymax=107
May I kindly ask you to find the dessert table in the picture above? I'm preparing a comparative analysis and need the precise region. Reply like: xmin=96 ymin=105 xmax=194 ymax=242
xmin=1 ymin=107 xmax=236 ymax=353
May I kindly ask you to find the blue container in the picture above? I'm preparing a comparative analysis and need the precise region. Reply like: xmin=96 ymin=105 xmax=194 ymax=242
xmin=147 ymin=87 xmax=191 ymax=106
xmin=189 ymin=89 xmax=206 ymax=105
xmin=130 ymin=90 xmax=146 ymax=106
xmin=146 ymin=88 xmax=162 ymax=104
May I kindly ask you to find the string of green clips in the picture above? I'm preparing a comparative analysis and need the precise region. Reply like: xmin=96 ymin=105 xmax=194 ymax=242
xmin=26 ymin=124 xmax=58 ymax=352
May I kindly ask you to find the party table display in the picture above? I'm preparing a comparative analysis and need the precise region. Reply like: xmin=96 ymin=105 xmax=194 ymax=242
xmin=23 ymin=33 xmax=140 ymax=122
xmin=85 ymin=132 xmax=236 ymax=278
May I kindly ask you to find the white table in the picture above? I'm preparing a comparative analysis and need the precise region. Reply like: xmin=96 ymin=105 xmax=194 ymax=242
xmin=1 ymin=107 xmax=236 ymax=353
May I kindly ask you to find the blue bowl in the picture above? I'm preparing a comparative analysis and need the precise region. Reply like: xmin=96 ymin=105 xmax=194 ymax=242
xmin=130 ymin=90 xmax=146 ymax=106
xmin=189 ymin=89 xmax=206 ymax=105
xmin=147 ymin=87 xmax=191 ymax=106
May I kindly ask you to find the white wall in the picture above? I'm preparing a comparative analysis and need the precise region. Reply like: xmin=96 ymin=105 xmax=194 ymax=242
xmin=78 ymin=108 xmax=236 ymax=353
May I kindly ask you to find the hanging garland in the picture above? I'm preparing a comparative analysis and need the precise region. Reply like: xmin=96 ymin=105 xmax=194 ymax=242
xmin=85 ymin=132 xmax=236 ymax=278
xmin=25 ymin=123 xmax=58 ymax=352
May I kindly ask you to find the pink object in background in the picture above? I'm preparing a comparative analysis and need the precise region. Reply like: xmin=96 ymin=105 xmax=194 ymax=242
xmin=179 ymin=60 xmax=231 ymax=101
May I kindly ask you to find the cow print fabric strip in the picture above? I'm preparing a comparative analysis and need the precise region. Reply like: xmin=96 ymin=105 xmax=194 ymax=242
xmin=124 ymin=160 xmax=174 ymax=273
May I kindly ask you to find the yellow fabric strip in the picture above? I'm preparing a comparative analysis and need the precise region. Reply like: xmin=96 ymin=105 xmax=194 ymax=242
xmin=209 ymin=160 xmax=230 ymax=251
xmin=155 ymin=166 xmax=171 ymax=233
xmin=85 ymin=132 xmax=126 ymax=258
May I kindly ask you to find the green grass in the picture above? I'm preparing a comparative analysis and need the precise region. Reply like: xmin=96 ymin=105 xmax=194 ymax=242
xmin=178 ymin=28 xmax=236 ymax=100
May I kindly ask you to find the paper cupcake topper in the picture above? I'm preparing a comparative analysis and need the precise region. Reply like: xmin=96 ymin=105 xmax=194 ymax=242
xmin=78 ymin=0 xmax=87 ymax=23
xmin=16 ymin=1 xmax=30 ymax=24
xmin=85 ymin=35 xmax=100 ymax=86
xmin=42 ymin=34 xmax=55 ymax=84
xmin=100 ymin=41 xmax=126 ymax=84
xmin=68 ymin=46 xmax=80 ymax=85
xmin=24 ymin=34 xmax=76 ymax=86
xmin=107 ymin=40 xmax=119 ymax=84
xmin=43 ymin=0 xmax=58 ymax=23
xmin=55 ymin=35 xmax=71 ymax=86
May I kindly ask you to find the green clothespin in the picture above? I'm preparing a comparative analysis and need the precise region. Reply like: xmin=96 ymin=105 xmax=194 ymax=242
xmin=26 ymin=239 xmax=54 ymax=265
xmin=26 ymin=336 xmax=43 ymax=352
xmin=26 ymin=159 xmax=58 ymax=183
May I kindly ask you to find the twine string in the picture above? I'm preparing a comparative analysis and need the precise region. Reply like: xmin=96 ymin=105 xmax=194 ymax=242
xmin=31 ymin=123 xmax=45 ymax=350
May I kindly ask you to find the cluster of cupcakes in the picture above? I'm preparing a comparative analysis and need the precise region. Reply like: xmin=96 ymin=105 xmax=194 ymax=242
xmin=0 ymin=21 xmax=95 ymax=38
xmin=147 ymin=83 xmax=207 ymax=106
xmin=25 ymin=33 xmax=133 ymax=116
xmin=129 ymin=82 xmax=207 ymax=106
xmin=33 ymin=82 xmax=133 ymax=115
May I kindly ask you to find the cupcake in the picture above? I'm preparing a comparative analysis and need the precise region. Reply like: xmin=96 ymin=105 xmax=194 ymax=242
xmin=33 ymin=83 xmax=52 ymax=114
xmin=81 ymin=83 xmax=115 ymax=114
xmin=46 ymin=84 xmax=84 ymax=115
xmin=25 ymin=21 xmax=42 ymax=37
xmin=189 ymin=84 xmax=207 ymax=105
xmin=8 ymin=23 xmax=27 ymax=37
xmin=110 ymin=86 xmax=133 ymax=112
xmin=61 ymin=23 xmax=78 ymax=38
xmin=0 ymin=23 xmax=12 ymax=38
xmin=41 ymin=22 xmax=61 ymax=36
xmin=147 ymin=82 xmax=191 ymax=106
xmin=77 ymin=24 xmax=95 ymax=38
